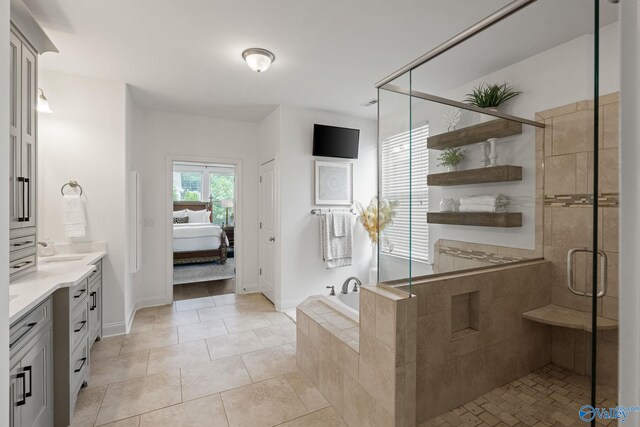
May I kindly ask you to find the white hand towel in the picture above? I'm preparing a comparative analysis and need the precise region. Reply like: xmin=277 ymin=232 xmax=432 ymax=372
xmin=459 ymin=204 xmax=507 ymax=213
xmin=332 ymin=212 xmax=351 ymax=237
xmin=459 ymin=195 xmax=509 ymax=207
xmin=320 ymin=213 xmax=352 ymax=268
xmin=63 ymin=195 xmax=87 ymax=238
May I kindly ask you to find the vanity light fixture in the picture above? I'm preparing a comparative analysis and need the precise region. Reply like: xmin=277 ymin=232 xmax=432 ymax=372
xmin=242 ymin=48 xmax=275 ymax=73
xmin=37 ymin=88 xmax=53 ymax=113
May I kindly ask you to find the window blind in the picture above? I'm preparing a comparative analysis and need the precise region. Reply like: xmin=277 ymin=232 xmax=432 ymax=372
xmin=380 ymin=124 xmax=429 ymax=262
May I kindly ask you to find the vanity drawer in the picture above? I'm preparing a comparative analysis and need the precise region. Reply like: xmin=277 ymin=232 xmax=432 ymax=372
xmin=70 ymin=279 xmax=89 ymax=311
xmin=70 ymin=302 xmax=89 ymax=350
xmin=9 ymin=254 xmax=36 ymax=279
xmin=88 ymin=263 xmax=101 ymax=284
xmin=9 ymin=235 xmax=35 ymax=253
xmin=10 ymin=298 xmax=52 ymax=356
xmin=70 ymin=336 xmax=89 ymax=392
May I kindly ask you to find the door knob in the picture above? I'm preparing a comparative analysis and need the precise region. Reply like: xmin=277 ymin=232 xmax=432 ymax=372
xmin=269 ymin=237 xmax=275 ymax=242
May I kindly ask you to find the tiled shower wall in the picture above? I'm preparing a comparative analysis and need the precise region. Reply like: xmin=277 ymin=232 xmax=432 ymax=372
xmin=398 ymin=260 xmax=552 ymax=423
xmin=537 ymin=93 xmax=619 ymax=385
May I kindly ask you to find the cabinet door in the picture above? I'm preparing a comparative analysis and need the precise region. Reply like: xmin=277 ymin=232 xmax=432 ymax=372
xmin=9 ymin=31 xmax=22 ymax=230
xmin=19 ymin=328 xmax=53 ymax=427
xmin=89 ymin=281 xmax=102 ymax=343
xmin=20 ymin=43 xmax=37 ymax=228
xmin=9 ymin=361 xmax=22 ymax=427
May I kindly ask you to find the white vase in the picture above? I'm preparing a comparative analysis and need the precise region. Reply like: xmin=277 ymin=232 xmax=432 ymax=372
xmin=488 ymin=138 xmax=499 ymax=166
xmin=369 ymin=243 xmax=378 ymax=285
xmin=447 ymin=165 xmax=458 ymax=172
xmin=479 ymin=141 xmax=489 ymax=168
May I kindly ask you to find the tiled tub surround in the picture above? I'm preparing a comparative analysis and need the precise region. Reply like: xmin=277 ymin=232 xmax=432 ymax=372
xmin=296 ymin=286 xmax=417 ymax=427
xmin=537 ymin=93 xmax=619 ymax=387
xmin=395 ymin=260 xmax=552 ymax=423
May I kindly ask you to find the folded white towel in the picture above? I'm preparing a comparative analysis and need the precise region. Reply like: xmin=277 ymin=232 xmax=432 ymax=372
xmin=332 ymin=212 xmax=351 ymax=237
xmin=320 ymin=213 xmax=352 ymax=268
xmin=459 ymin=205 xmax=507 ymax=213
xmin=459 ymin=195 xmax=509 ymax=207
xmin=63 ymin=195 xmax=87 ymax=238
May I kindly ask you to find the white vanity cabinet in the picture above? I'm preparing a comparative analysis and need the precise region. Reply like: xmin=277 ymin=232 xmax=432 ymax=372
xmin=9 ymin=25 xmax=38 ymax=281
xmin=9 ymin=298 xmax=54 ymax=427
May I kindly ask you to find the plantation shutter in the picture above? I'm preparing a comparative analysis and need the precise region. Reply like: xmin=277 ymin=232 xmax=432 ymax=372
xmin=380 ymin=124 xmax=429 ymax=262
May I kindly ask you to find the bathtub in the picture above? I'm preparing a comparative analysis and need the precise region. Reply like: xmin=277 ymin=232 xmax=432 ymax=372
xmin=321 ymin=292 xmax=359 ymax=323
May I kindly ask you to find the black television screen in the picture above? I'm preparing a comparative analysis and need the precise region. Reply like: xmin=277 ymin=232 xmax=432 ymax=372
xmin=312 ymin=124 xmax=360 ymax=159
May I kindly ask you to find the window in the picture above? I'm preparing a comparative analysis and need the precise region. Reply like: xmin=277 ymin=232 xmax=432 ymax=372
xmin=173 ymin=171 xmax=203 ymax=201
xmin=380 ymin=123 xmax=429 ymax=262
xmin=210 ymin=173 xmax=235 ymax=226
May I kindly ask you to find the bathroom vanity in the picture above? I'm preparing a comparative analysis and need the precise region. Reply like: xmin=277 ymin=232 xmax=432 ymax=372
xmin=9 ymin=248 xmax=106 ymax=427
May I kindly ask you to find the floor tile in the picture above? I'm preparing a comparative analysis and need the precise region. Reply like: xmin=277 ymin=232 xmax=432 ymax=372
xmin=152 ymin=310 xmax=200 ymax=329
xmin=241 ymin=344 xmax=297 ymax=382
xmin=206 ymin=330 xmax=265 ymax=360
xmin=129 ymin=315 xmax=154 ymax=334
xmin=147 ymin=340 xmax=211 ymax=374
xmin=91 ymin=336 xmax=125 ymax=360
xmin=139 ymin=394 xmax=228 ymax=427
xmin=264 ymin=311 xmax=295 ymax=325
xmin=178 ymin=319 xmax=228 ymax=343
xmin=197 ymin=304 xmax=242 ymax=322
xmin=89 ymin=351 xmax=149 ymax=388
xmin=278 ymin=407 xmax=347 ymax=426
xmin=180 ymin=355 xmax=253 ymax=402
xmin=95 ymin=370 xmax=182 ymax=425
xmin=223 ymin=313 xmax=272 ymax=333
xmin=175 ymin=296 xmax=215 ymax=312
xmin=120 ymin=327 xmax=178 ymax=354
xmin=221 ymin=376 xmax=308 ymax=427
xmin=211 ymin=293 xmax=241 ymax=306
xmin=99 ymin=416 xmax=140 ymax=427
xmin=136 ymin=304 xmax=175 ymax=317
xmin=254 ymin=323 xmax=297 ymax=348
xmin=71 ymin=385 xmax=107 ymax=427
xmin=285 ymin=371 xmax=329 ymax=413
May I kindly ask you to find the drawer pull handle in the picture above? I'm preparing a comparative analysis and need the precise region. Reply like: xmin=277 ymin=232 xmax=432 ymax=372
xmin=74 ymin=357 xmax=87 ymax=373
xmin=74 ymin=320 xmax=87 ymax=333
xmin=15 ymin=372 xmax=26 ymax=406
xmin=90 ymin=292 xmax=97 ymax=310
xmin=11 ymin=241 xmax=33 ymax=247
xmin=10 ymin=322 xmax=37 ymax=349
xmin=74 ymin=288 xmax=86 ymax=299
xmin=11 ymin=260 xmax=33 ymax=269
xmin=23 ymin=366 xmax=32 ymax=398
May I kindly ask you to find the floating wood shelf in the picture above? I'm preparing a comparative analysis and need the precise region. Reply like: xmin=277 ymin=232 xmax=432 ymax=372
xmin=427 ymin=212 xmax=522 ymax=228
xmin=522 ymin=304 xmax=618 ymax=332
xmin=427 ymin=165 xmax=522 ymax=186
xmin=427 ymin=119 xmax=522 ymax=150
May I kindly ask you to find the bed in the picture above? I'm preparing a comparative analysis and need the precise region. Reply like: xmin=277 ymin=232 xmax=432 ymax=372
xmin=173 ymin=201 xmax=228 ymax=265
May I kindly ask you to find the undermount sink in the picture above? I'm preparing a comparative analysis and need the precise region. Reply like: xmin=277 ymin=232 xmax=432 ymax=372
xmin=39 ymin=254 xmax=86 ymax=263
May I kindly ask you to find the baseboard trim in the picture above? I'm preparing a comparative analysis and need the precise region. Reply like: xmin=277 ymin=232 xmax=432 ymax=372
xmin=102 ymin=322 xmax=127 ymax=337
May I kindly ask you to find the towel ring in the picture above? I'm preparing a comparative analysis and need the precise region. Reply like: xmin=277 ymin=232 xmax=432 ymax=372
xmin=61 ymin=180 xmax=83 ymax=196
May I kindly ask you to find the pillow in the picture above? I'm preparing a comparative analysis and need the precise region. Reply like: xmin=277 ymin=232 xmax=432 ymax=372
xmin=173 ymin=209 xmax=187 ymax=219
xmin=173 ymin=216 xmax=188 ymax=224
xmin=187 ymin=209 xmax=210 ymax=224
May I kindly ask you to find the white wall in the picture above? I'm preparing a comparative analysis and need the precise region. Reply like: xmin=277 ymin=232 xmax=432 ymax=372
xmin=275 ymin=106 xmax=377 ymax=310
xmin=131 ymin=110 xmax=260 ymax=306
xmin=37 ymin=70 xmax=130 ymax=335
xmin=1 ymin=0 xmax=11 ymax=422
xmin=619 ymin=0 xmax=640 ymax=417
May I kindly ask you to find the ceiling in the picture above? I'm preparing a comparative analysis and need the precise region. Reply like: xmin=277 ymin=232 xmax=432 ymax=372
xmin=26 ymin=0 xmax=617 ymax=123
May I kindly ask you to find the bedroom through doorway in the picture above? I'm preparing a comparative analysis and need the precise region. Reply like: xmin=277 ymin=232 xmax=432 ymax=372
xmin=171 ymin=161 xmax=237 ymax=301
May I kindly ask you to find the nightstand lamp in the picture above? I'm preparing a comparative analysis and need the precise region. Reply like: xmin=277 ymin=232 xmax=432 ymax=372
xmin=221 ymin=199 xmax=234 ymax=226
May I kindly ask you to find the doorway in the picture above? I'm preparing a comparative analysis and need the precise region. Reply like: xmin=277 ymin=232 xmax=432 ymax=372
xmin=259 ymin=159 xmax=277 ymax=303
xmin=170 ymin=160 xmax=238 ymax=301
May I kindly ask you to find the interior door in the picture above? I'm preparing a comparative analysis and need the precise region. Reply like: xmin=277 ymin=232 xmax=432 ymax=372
xmin=259 ymin=160 xmax=276 ymax=303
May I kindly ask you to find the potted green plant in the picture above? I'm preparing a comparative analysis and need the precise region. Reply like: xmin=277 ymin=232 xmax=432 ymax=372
xmin=465 ymin=82 xmax=521 ymax=121
xmin=437 ymin=148 xmax=465 ymax=172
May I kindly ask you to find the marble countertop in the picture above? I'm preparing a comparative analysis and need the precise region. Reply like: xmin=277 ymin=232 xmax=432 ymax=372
xmin=9 ymin=243 xmax=107 ymax=324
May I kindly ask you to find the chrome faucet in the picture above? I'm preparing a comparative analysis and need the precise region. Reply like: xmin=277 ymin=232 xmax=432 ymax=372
xmin=341 ymin=276 xmax=361 ymax=294
xmin=37 ymin=241 xmax=48 ymax=247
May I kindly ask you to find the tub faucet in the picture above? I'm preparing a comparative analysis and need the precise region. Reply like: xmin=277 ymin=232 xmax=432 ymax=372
xmin=341 ymin=277 xmax=361 ymax=294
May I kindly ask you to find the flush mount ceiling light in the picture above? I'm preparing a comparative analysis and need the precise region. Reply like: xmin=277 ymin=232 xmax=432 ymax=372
xmin=37 ymin=88 xmax=53 ymax=113
xmin=242 ymin=48 xmax=275 ymax=73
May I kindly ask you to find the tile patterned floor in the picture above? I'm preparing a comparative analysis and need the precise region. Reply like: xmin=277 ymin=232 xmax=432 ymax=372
xmin=74 ymin=293 xmax=347 ymax=427
xmin=423 ymin=364 xmax=618 ymax=427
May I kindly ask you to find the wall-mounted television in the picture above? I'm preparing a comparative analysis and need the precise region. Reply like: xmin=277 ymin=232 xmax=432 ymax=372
xmin=312 ymin=124 xmax=360 ymax=159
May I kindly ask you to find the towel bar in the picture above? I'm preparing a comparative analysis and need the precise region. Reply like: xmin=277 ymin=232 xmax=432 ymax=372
xmin=310 ymin=208 xmax=356 ymax=215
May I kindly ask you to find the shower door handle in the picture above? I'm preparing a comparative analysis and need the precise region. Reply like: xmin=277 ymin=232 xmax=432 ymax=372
xmin=567 ymin=248 xmax=608 ymax=298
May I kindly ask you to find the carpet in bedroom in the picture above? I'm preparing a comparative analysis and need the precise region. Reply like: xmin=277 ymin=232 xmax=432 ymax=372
xmin=173 ymin=258 xmax=235 ymax=285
